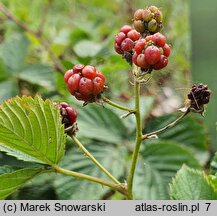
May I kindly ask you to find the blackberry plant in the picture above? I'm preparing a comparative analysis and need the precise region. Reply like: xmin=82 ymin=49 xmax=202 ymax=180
xmin=0 ymin=3 xmax=216 ymax=200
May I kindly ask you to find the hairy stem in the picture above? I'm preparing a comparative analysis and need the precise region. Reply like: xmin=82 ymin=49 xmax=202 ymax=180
xmin=71 ymin=135 xmax=121 ymax=185
xmin=53 ymin=165 xmax=128 ymax=196
xmin=127 ymin=77 xmax=143 ymax=200
xmin=143 ymin=109 xmax=190 ymax=139
xmin=102 ymin=96 xmax=135 ymax=113
xmin=0 ymin=2 xmax=65 ymax=74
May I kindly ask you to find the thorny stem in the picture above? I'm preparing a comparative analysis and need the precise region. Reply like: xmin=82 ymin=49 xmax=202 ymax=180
xmin=71 ymin=135 xmax=121 ymax=185
xmin=0 ymin=2 xmax=65 ymax=74
xmin=102 ymin=96 xmax=135 ymax=113
xmin=142 ymin=109 xmax=190 ymax=139
xmin=53 ymin=165 xmax=128 ymax=197
xmin=127 ymin=67 xmax=143 ymax=200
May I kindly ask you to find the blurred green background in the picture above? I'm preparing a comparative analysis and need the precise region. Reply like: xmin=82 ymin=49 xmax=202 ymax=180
xmin=191 ymin=0 xmax=217 ymax=150
xmin=0 ymin=0 xmax=216 ymax=200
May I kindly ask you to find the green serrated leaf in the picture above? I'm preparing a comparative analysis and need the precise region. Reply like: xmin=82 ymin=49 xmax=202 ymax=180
xmin=54 ymin=141 xmax=127 ymax=199
xmin=73 ymin=40 xmax=102 ymax=58
xmin=0 ymin=96 xmax=66 ymax=165
xmin=77 ymin=104 xmax=127 ymax=143
xmin=170 ymin=165 xmax=217 ymax=200
xmin=19 ymin=64 xmax=55 ymax=90
xmin=134 ymin=141 xmax=201 ymax=199
xmin=0 ymin=168 xmax=44 ymax=199
xmin=0 ymin=34 xmax=29 ymax=72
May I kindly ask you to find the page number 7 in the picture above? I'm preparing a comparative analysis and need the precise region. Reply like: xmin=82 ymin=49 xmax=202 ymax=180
xmin=205 ymin=203 xmax=211 ymax=211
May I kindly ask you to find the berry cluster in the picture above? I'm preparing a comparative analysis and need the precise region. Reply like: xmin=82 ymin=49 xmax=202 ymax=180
xmin=132 ymin=32 xmax=170 ymax=71
xmin=133 ymin=6 xmax=163 ymax=34
xmin=114 ymin=25 xmax=141 ymax=55
xmin=64 ymin=64 xmax=105 ymax=103
xmin=187 ymin=84 xmax=211 ymax=112
xmin=55 ymin=102 xmax=78 ymax=134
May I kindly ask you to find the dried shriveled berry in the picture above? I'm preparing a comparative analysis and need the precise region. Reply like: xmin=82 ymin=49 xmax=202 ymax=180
xmin=64 ymin=65 xmax=106 ymax=103
xmin=187 ymin=84 xmax=211 ymax=113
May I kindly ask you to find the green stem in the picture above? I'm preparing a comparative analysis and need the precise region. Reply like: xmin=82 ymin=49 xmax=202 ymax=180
xmin=143 ymin=109 xmax=190 ymax=139
xmin=127 ymin=79 xmax=143 ymax=200
xmin=102 ymin=96 xmax=135 ymax=113
xmin=53 ymin=165 xmax=128 ymax=196
xmin=71 ymin=135 xmax=121 ymax=185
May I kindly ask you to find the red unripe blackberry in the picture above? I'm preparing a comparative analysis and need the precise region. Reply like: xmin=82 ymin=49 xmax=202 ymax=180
xmin=82 ymin=65 xmax=96 ymax=79
xmin=59 ymin=102 xmax=69 ymax=109
xmin=65 ymin=107 xmax=77 ymax=125
xmin=114 ymin=25 xmax=141 ymax=64
xmin=152 ymin=55 xmax=168 ymax=70
xmin=64 ymin=69 xmax=73 ymax=83
xmin=134 ymin=39 xmax=146 ymax=53
xmin=79 ymin=77 xmax=93 ymax=96
xmin=121 ymin=38 xmax=134 ymax=52
xmin=137 ymin=54 xmax=149 ymax=69
xmin=127 ymin=30 xmax=140 ymax=41
xmin=133 ymin=32 xmax=170 ymax=71
xmin=162 ymin=44 xmax=171 ymax=57
xmin=56 ymin=102 xmax=78 ymax=132
xmin=73 ymin=64 xmax=84 ymax=73
xmin=120 ymin=25 xmax=132 ymax=34
xmin=115 ymin=32 xmax=126 ymax=45
xmin=144 ymin=45 xmax=161 ymax=65
xmin=67 ymin=74 xmax=80 ymax=94
xmin=152 ymin=32 xmax=166 ymax=47
xmin=64 ymin=65 xmax=106 ymax=103
xmin=114 ymin=43 xmax=123 ymax=54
